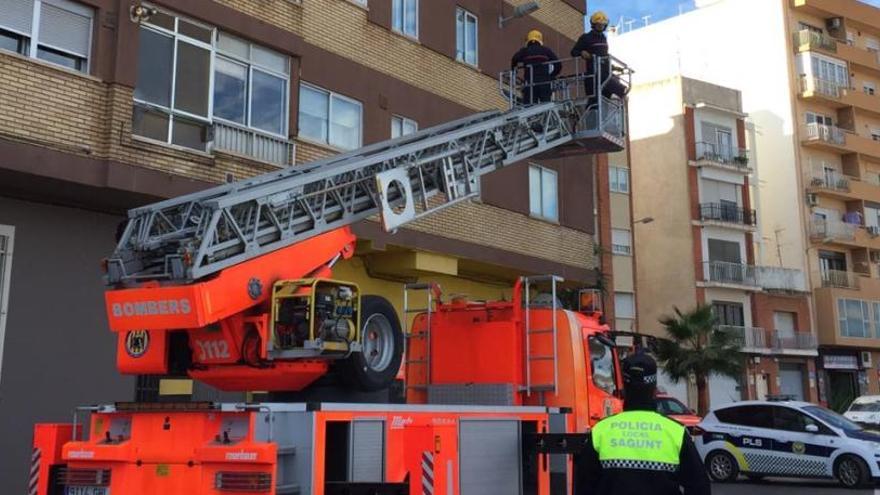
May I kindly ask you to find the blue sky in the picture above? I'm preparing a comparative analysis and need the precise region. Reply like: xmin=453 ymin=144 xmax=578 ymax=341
xmin=588 ymin=0 xmax=880 ymax=32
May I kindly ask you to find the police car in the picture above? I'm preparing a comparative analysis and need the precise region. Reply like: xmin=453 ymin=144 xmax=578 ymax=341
xmin=696 ymin=400 xmax=880 ymax=488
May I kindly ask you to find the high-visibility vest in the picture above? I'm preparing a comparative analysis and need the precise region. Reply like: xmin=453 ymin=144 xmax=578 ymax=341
xmin=590 ymin=410 xmax=685 ymax=472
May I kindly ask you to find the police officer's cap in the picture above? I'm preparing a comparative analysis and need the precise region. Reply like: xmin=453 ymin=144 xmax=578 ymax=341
xmin=622 ymin=351 xmax=658 ymax=387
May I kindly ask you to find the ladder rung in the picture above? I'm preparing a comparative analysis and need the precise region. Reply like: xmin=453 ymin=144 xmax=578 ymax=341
xmin=529 ymin=355 xmax=554 ymax=361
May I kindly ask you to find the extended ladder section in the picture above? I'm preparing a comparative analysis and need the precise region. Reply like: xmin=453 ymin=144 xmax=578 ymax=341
xmin=106 ymin=56 xmax=631 ymax=286
xmin=523 ymin=275 xmax=563 ymax=398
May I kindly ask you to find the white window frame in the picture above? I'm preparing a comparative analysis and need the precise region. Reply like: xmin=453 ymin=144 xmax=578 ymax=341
xmin=392 ymin=0 xmax=418 ymax=39
xmin=609 ymin=166 xmax=630 ymax=193
xmin=864 ymin=81 xmax=876 ymax=96
xmin=838 ymin=298 xmax=872 ymax=338
xmin=0 ymin=0 xmax=94 ymax=73
xmin=391 ymin=115 xmax=417 ymax=139
xmin=807 ymin=52 xmax=849 ymax=89
xmin=805 ymin=111 xmax=834 ymax=126
xmin=299 ymin=82 xmax=364 ymax=150
xmin=529 ymin=164 xmax=559 ymax=222
xmin=611 ymin=228 xmax=632 ymax=256
xmin=132 ymin=10 xmax=216 ymax=148
xmin=213 ymin=32 xmax=290 ymax=139
xmin=0 ymin=225 xmax=14 ymax=386
xmin=455 ymin=7 xmax=478 ymax=67
xmin=614 ymin=292 xmax=635 ymax=319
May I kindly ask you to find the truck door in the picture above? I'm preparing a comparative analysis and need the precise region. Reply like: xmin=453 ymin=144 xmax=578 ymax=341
xmin=584 ymin=335 xmax=621 ymax=424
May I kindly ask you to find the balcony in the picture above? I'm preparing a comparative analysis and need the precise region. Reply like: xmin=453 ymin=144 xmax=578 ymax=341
xmin=809 ymin=218 xmax=858 ymax=243
xmin=771 ymin=330 xmax=818 ymax=354
xmin=756 ymin=266 xmax=808 ymax=292
xmin=719 ymin=325 xmax=768 ymax=353
xmin=818 ymin=269 xmax=861 ymax=289
xmin=699 ymin=203 xmax=756 ymax=229
xmin=793 ymin=29 xmax=838 ymax=54
xmin=799 ymin=75 xmax=880 ymax=119
xmin=702 ymin=261 xmax=759 ymax=289
xmin=806 ymin=167 xmax=853 ymax=200
xmin=213 ymin=121 xmax=296 ymax=167
xmin=693 ymin=142 xmax=751 ymax=172
xmin=802 ymin=122 xmax=846 ymax=147
xmin=814 ymin=274 xmax=880 ymax=348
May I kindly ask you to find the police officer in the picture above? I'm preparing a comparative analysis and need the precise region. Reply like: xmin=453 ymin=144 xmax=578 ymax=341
xmin=570 ymin=11 xmax=627 ymax=106
xmin=511 ymin=30 xmax=561 ymax=105
xmin=574 ymin=351 xmax=711 ymax=495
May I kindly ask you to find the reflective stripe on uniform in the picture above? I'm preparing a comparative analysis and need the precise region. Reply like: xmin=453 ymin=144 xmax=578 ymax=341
xmin=600 ymin=459 xmax=678 ymax=472
xmin=592 ymin=410 xmax=685 ymax=466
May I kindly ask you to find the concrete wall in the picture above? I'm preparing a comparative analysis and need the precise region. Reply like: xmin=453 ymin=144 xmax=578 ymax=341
xmin=0 ymin=197 xmax=131 ymax=494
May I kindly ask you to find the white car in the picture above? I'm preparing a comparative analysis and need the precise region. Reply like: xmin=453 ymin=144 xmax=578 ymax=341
xmin=696 ymin=400 xmax=880 ymax=488
xmin=845 ymin=395 xmax=880 ymax=428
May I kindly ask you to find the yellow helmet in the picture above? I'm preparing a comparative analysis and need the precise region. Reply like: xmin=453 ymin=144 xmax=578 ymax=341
xmin=526 ymin=29 xmax=543 ymax=45
xmin=590 ymin=11 xmax=609 ymax=26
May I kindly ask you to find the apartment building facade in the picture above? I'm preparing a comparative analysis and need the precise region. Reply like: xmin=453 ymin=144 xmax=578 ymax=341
xmin=627 ymin=76 xmax=817 ymax=407
xmin=613 ymin=0 xmax=880 ymax=411
xmin=0 ymin=0 xmax=604 ymax=491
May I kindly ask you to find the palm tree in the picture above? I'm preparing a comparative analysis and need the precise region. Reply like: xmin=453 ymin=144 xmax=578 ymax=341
xmin=655 ymin=304 xmax=744 ymax=416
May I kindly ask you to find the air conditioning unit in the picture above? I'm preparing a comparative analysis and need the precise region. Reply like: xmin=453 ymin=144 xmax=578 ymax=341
xmin=806 ymin=193 xmax=819 ymax=207
xmin=869 ymin=226 xmax=880 ymax=237
xmin=862 ymin=351 xmax=873 ymax=369
xmin=826 ymin=17 xmax=843 ymax=32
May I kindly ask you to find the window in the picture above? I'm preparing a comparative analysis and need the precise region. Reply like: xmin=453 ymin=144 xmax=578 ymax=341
xmin=838 ymin=298 xmax=871 ymax=338
xmin=588 ymin=336 xmax=618 ymax=396
xmin=657 ymin=397 xmax=690 ymax=415
xmin=774 ymin=311 xmax=797 ymax=340
xmin=132 ymin=12 xmax=291 ymax=153
xmin=392 ymin=0 xmax=418 ymax=38
xmin=391 ymin=115 xmax=417 ymax=139
xmin=299 ymin=83 xmax=363 ymax=150
xmin=712 ymin=301 xmax=744 ymax=327
xmin=0 ymin=0 xmax=93 ymax=72
xmin=701 ymin=122 xmax=734 ymax=160
xmin=609 ymin=166 xmax=630 ymax=193
xmin=611 ymin=229 xmax=632 ymax=256
xmin=798 ymin=22 xmax=823 ymax=35
xmin=867 ymin=37 xmax=880 ymax=53
xmin=455 ymin=8 xmax=478 ymax=66
xmin=614 ymin=292 xmax=635 ymax=319
xmin=708 ymin=238 xmax=742 ymax=264
xmin=528 ymin=165 xmax=558 ymax=221
xmin=864 ymin=82 xmax=876 ymax=96
xmin=806 ymin=112 xmax=834 ymax=126
xmin=714 ymin=405 xmax=773 ymax=428
xmin=0 ymin=225 xmax=13 ymax=386
xmin=772 ymin=406 xmax=822 ymax=433
xmin=809 ymin=54 xmax=848 ymax=88
xmin=872 ymin=129 xmax=880 ymax=142
xmin=214 ymin=32 xmax=290 ymax=136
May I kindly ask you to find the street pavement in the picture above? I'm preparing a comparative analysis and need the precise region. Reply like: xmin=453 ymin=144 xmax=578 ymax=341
xmin=713 ymin=478 xmax=880 ymax=494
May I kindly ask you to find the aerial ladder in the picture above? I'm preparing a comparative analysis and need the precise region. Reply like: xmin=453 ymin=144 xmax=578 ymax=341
xmin=30 ymin=57 xmax=631 ymax=495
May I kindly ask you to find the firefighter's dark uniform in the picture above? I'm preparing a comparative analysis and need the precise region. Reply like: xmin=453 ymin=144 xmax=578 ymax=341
xmin=511 ymin=42 xmax=561 ymax=105
xmin=570 ymin=29 xmax=627 ymax=106
xmin=574 ymin=352 xmax=711 ymax=495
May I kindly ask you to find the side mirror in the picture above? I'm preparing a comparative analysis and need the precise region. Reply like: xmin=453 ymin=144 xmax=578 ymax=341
xmin=805 ymin=424 xmax=819 ymax=434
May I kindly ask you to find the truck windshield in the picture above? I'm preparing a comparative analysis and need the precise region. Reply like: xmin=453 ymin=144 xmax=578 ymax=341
xmin=588 ymin=336 xmax=618 ymax=396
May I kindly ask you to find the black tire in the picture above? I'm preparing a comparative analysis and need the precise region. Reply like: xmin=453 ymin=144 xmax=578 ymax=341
xmin=835 ymin=455 xmax=870 ymax=489
xmin=706 ymin=450 xmax=739 ymax=483
xmin=339 ymin=295 xmax=404 ymax=392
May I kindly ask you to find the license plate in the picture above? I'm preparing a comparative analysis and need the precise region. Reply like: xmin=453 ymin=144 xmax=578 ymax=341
xmin=65 ymin=487 xmax=109 ymax=495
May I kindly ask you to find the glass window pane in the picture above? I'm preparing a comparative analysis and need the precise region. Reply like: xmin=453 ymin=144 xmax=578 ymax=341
xmin=542 ymin=168 xmax=558 ymax=221
xmin=614 ymin=293 xmax=634 ymax=318
xmin=0 ymin=30 xmax=23 ymax=53
xmin=36 ymin=46 xmax=81 ymax=70
xmin=252 ymin=45 xmax=288 ymax=74
xmin=619 ymin=170 xmax=629 ymax=192
xmin=178 ymin=19 xmax=212 ymax=43
xmin=609 ymin=167 xmax=619 ymax=191
xmin=135 ymin=27 xmax=173 ymax=107
xmin=213 ymin=57 xmax=247 ymax=124
xmin=251 ymin=69 xmax=286 ymax=135
xmin=171 ymin=117 xmax=207 ymax=151
xmin=132 ymin=105 xmax=170 ymax=142
xmin=217 ymin=31 xmax=249 ymax=58
xmin=38 ymin=2 xmax=92 ymax=58
xmin=403 ymin=119 xmax=417 ymax=135
xmin=146 ymin=10 xmax=175 ymax=31
xmin=529 ymin=166 xmax=541 ymax=216
xmin=299 ymin=85 xmax=329 ymax=143
xmin=330 ymin=96 xmax=362 ymax=150
xmin=174 ymin=41 xmax=211 ymax=117
xmin=456 ymin=9 xmax=464 ymax=61
xmin=404 ymin=0 xmax=417 ymax=36
xmin=392 ymin=0 xmax=402 ymax=32
xmin=391 ymin=116 xmax=402 ymax=139
xmin=465 ymin=14 xmax=477 ymax=64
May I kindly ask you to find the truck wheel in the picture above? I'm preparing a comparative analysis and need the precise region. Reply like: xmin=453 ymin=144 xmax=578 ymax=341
xmin=706 ymin=450 xmax=739 ymax=483
xmin=340 ymin=295 xmax=403 ymax=391
xmin=835 ymin=455 xmax=870 ymax=489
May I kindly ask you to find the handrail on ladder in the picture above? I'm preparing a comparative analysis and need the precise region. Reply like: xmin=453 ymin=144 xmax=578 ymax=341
xmin=403 ymin=282 xmax=441 ymax=389
xmin=521 ymin=275 xmax=564 ymax=398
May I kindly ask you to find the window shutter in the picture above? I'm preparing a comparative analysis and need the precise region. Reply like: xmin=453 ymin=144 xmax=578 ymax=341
xmin=38 ymin=1 xmax=92 ymax=57
xmin=0 ymin=0 xmax=35 ymax=35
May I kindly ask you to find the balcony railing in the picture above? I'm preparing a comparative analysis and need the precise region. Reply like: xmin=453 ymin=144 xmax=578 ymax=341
xmin=771 ymin=331 xmax=818 ymax=351
xmin=719 ymin=325 xmax=767 ymax=350
xmin=213 ymin=121 xmax=296 ymax=167
xmin=703 ymin=261 xmax=758 ymax=286
xmin=756 ymin=266 xmax=808 ymax=292
xmin=799 ymin=75 xmax=845 ymax=99
xmin=810 ymin=219 xmax=858 ymax=241
xmin=695 ymin=142 xmax=750 ymax=167
xmin=794 ymin=29 xmax=838 ymax=53
xmin=819 ymin=268 xmax=861 ymax=289
xmin=803 ymin=122 xmax=847 ymax=145
xmin=700 ymin=203 xmax=756 ymax=226
xmin=808 ymin=167 xmax=850 ymax=191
